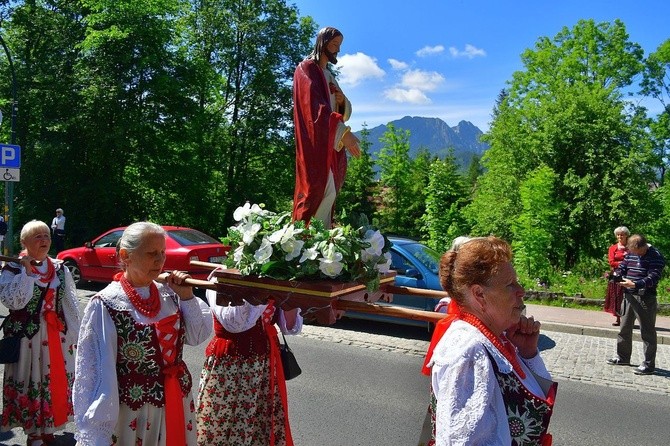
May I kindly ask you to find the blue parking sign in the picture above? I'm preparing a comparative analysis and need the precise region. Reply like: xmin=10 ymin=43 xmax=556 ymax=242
xmin=0 ymin=144 xmax=20 ymax=168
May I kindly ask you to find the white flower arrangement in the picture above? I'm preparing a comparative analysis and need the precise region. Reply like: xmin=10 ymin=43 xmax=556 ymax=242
xmin=223 ymin=203 xmax=393 ymax=291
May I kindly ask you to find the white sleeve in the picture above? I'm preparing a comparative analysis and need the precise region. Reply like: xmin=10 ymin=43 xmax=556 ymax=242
xmin=432 ymin=347 xmax=510 ymax=445
xmin=278 ymin=308 xmax=303 ymax=335
xmin=73 ymin=298 xmax=119 ymax=446
xmin=0 ymin=264 xmax=38 ymax=310
xmin=520 ymin=351 xmax=551 ymax=380
xmin=180 ymin=297 xmax=212 ymax=345
xmin=205 ymin=288 xmax=266 ymax=333
xmin=61 ymin=265 xmax=81 ymax=341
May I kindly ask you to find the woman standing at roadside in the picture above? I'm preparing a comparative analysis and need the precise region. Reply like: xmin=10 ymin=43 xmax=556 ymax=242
xmin=605 ymin=226 xmax=630 ymax=326
xmin=0 ymin=220 xmax=80 ymax=446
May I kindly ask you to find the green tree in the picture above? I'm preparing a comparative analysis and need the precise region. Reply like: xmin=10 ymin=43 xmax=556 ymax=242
xmin=470 ymin=19 xmax=654 ymax=267
xmin=184 ymin=0 xmax=314 ymax=228
xmin=641 ymin=38 xmax=670 ymax=185
xmin=336 ymin=124 xmax=376 ymax=223
xmin=422 ymin=149 xmax=469 ymax=253
xmin=376 ymin=123 xmax=413 ymax=235
xmin=406 ymin=147 xmax=432 ymax=238
xmin=512 ymin=165 xmax=560 ymax=282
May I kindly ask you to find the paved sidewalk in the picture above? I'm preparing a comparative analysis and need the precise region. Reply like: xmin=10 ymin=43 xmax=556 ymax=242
xmin=525 ymin=303 xmax=670 ymax=345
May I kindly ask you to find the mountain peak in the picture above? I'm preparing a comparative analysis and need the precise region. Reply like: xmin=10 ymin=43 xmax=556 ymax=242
xmin=354 ymin=116 xmax=488 ymax=167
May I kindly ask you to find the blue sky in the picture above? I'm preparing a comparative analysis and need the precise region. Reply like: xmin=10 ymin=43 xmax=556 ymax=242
xmin=291 ymin=0 xmax=670 ymax=132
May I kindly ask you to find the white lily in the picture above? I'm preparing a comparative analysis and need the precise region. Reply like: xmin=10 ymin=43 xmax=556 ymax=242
xmin=319 ymin=243 xmax=344 ymax=277
xmin=254 ymin=237 xmax=273 ymax=263
xmin=299 ymin=246 xmax=319 ymax=263
xmin=363 ymin=229 xmax=385 ymax=257
xmin=376 ymin=252 xmax=392 ymax=273
xmin=268 ymin=223 xmax=303 ymax=245
xmin=233 ymin=202 xmax=264 ymax=221
xmin=284 ymin=239 xmax=305 ymax=261
xmin=233 ymin=244 xmax=245 ymax=263
xmin=240 ymin=220 xmax=262 ymax=245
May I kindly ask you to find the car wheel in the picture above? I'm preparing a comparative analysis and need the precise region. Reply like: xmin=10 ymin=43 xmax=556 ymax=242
xmin=63 ymin=260 xmax=82 ymax=285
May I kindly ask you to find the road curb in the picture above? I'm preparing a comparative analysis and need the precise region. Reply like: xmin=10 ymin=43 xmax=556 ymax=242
xmin=542 ymin=321 xmax=670 ymax=345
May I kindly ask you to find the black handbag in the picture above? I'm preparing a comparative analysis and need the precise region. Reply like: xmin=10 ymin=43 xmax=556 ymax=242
xmin=279 ymin=332 xmax=302 ymax=380
xmin=0 ymin=318 xmax=20 ymax=364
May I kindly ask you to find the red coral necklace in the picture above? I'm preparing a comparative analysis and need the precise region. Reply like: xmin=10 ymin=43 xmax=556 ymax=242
xmin=115 ymin=272 xmax=161 ymax=318
xmin=31 ymin=259 xmax=55 ymax=283
xmin=460 ymin=312 xmax=526 ymax=379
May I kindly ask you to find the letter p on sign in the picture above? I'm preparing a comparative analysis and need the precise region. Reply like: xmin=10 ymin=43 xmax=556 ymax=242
xmin=0 ymin=145 xmax=21 ymax=168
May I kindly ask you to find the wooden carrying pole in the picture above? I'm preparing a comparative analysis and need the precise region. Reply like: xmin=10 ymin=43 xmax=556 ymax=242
xmin=334 ymin=299 xmax=446 ymax=323
xmin=155 ymin=272 xmax=216 ymax=290
xmin=0 ymin=255 xmax=42 ymax=266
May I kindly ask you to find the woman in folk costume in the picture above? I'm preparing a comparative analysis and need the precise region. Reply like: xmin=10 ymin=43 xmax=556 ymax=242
xmin=424 ymin=237 xmax=557 ymax=446
xmin=196 ymin=283 xmax=303 ymax=446
xmin=73 ymin=222 xmax=212 ymax=445
xmin=0 ymin=220 xmax=80 ymax=446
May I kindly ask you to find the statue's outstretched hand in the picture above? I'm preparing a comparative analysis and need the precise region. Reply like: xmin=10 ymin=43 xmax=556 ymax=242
xmin=343 ymin=132 xmax=361 ymax=157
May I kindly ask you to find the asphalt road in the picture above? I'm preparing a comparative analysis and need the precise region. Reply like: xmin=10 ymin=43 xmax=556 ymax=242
xmin=1 ymin=286 xmax=669 ymax=445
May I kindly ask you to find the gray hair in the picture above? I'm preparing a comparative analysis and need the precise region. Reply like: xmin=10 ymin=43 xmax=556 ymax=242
xmin=20 ymin=220 xmax=50 ymax=244
xmin=614 ymin=226 xmax=630 ymax=237
xmin=117 ymin=222 xmax=165 ymax=269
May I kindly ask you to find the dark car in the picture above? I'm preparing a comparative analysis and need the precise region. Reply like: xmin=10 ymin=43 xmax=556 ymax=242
xmin=57 ymin=226 xmax=229 ymax=286
xmin=345 ymin=236 xmax=444 ymax=329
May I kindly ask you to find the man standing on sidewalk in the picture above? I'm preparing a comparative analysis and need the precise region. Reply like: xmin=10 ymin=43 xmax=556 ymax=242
xmin=606 ymin=234 xmax=665 ymax=375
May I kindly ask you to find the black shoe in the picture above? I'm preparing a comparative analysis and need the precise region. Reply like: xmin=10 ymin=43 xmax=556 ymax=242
xmin=633 ymin=365 xmax=655 ymax=375
xmin=606 ymin=357 xmax=630 ymax=365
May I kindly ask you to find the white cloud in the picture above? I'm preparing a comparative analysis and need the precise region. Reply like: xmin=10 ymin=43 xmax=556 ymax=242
xmin=449 ymin=44 xmax=487 ymax=59
xmin=416 ymin=45 xmax=445 ymax=57
xmin=384 ymin=88 xmax=431 ymax=104
xmin=388 ymin=58 xmax=408 ymax=70
xmin=400 ymin=69 xmax=445 ymax=92
xmin=336 ymin=52 xmax=385 ymax=86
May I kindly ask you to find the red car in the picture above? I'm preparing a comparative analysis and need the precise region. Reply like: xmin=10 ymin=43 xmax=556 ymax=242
xmin=56 ymin=226 xmax=229 ymax=286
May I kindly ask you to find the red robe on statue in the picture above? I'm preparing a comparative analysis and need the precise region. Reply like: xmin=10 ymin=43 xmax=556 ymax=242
xmin=292 ymin=59 xmax=348 ymax=224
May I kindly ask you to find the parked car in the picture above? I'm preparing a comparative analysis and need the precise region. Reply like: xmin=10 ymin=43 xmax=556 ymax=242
xmin=345 ymin=236 xmax=445 ymax=329
xmin=57 ymin=226 xmax=229 ymax=286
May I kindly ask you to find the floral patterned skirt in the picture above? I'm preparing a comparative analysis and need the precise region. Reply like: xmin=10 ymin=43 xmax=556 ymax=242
xmin=1 ymin=324 xmax=76 ymax=435
xmin=111 ymin=397 xmax=197 ymax=446
xmin=196 ymin=352 xmax=289 ymax=446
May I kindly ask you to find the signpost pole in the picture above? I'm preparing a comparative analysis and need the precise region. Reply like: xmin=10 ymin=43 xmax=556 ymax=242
xmin=0 ymin=32 xmax=17 ymax=255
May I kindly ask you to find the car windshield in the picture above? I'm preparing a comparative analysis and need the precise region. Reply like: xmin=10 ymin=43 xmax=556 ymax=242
xmin=94 ymin=231 xmax=123 ymax=248
xmin=167 ymin=229 xmax=220 ymax=246
xmin=402 ymin=242 xmax=440 ymax=274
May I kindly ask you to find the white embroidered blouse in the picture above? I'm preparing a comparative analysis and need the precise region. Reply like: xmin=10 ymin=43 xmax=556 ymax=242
xmin=205 ymin=288 xmax=303 ymax=334
xmin=73 ymin=281 xmax=212 ymax=444
xmin=429 ymin=320 xmax=552 ymax=446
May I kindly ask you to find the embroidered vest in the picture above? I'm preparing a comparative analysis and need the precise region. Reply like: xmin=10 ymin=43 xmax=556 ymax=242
xmin=427 ymin=352 xmax=557 ymax=446
xmin=489 ymin=352 xmax=557 ymax=446
xmin=2 ymin=262 xmax=67 ymax=339
xmin=102 ymin=299 xmax=192 ymax=410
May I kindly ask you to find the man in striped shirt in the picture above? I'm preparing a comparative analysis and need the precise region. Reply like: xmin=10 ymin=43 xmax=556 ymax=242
xmin=606 ymin=234 xmax=665 ymax=375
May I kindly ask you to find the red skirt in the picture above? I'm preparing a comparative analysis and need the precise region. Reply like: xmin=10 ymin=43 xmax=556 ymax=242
xmin=604 ymin=280 xmax=623 ymax=316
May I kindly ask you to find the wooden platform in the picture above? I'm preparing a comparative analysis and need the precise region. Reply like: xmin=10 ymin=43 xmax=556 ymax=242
xmin=212 ymin=269 xmax=397 ymax=325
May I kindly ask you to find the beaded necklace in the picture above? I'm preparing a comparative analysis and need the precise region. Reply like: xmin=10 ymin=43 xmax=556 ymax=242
xmin=31 ymin=258 xmax=55 ymax=283
xmin=460 ymin=312 xmax=526 ymax=379
xmin=115 ymin=272 xmax=161 ymax=318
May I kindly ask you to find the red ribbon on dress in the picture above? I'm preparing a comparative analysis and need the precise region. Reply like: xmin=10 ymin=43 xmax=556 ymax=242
xmin=263 ymin=301 xmax=294 ymax=446
xmin=155 ymin=313 xmax=186 ymax=446
xmin=421 ymin=300 xmax=461 ymax=375
xmin=43 ymin=288 xmax=68 ymax=426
